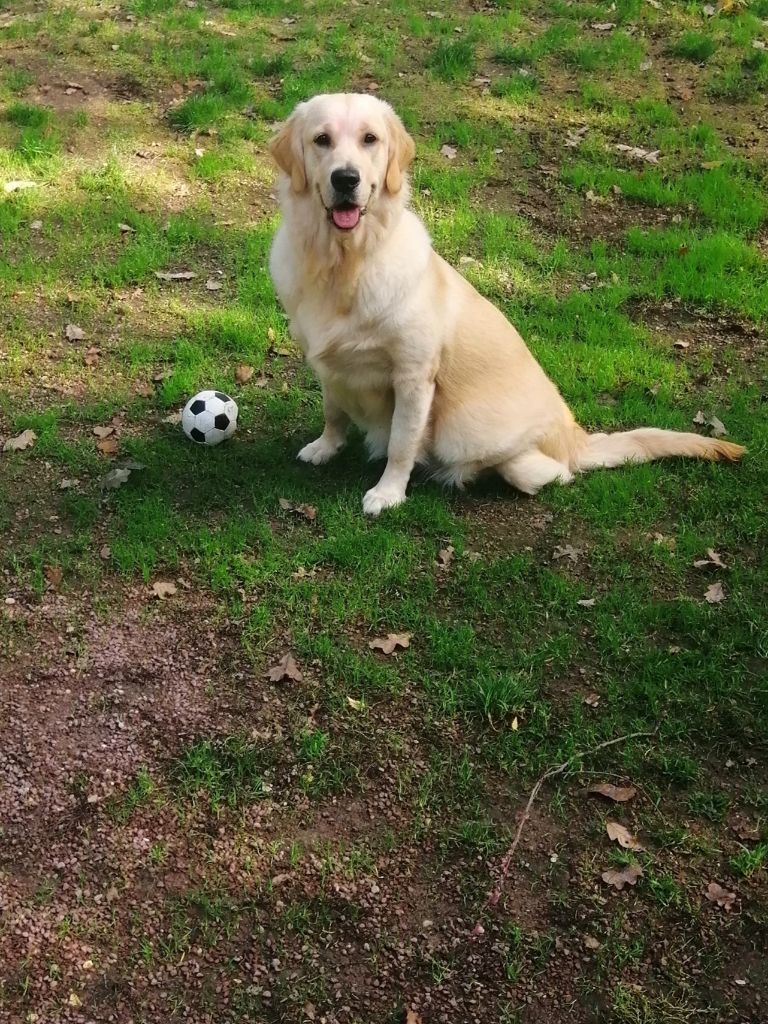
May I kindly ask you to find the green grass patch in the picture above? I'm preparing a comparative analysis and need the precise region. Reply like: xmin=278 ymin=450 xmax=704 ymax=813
xmin=170 ymin=736 xmax=271 ymax=809
xmin=669 ymin=31 xmax=718 ymax=63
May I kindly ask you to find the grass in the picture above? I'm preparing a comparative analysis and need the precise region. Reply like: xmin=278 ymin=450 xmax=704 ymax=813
xmin=170 ymin=736 xmax=271 ymax=809
xmin=1 ymin=0 xmax=767 ymax=1020
xmin=669 ymin=31 xmax=718 ymax=63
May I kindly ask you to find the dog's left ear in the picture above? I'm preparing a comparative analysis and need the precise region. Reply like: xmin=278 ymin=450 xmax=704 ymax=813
xmin=385 ymin=108 xmax=416 ymax=194
xmin=269 ymin=106 xmax=307 ymax=193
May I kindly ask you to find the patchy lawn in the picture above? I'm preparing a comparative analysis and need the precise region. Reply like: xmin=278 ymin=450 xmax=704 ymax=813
xmin=1 ymin=1 xmax=767 ymax=1022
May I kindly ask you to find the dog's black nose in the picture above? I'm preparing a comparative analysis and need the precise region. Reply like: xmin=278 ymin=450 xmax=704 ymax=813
xmin=330 ymin=166 xmax=360 ymax=193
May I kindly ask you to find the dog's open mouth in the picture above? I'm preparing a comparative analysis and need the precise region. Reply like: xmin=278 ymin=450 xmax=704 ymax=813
xmin=330 ymin=202 xmax=362 ymax=230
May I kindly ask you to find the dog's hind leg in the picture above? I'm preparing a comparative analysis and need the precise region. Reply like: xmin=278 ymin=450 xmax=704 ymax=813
xmin=497 ymin=450 xmax=573 ymax=495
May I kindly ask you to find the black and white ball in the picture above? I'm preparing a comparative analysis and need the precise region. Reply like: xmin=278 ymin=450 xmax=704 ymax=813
xmin=182 ymin=390 xmax=238 ymax=446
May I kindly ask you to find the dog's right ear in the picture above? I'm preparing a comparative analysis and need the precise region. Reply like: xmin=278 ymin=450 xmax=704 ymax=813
xmin=269 ymin=107 xmax=306 ymax=193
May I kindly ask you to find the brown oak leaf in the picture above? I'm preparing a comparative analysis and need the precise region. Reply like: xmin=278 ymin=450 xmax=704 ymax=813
xmin=705 ymin=881 xmax=736 ymax=911
xmin=606 ymin=820 xmax=645 ymax=851
xmin=3 ymin=429 xmax=37 ymax=453
xmin=267 ymin=653 xmax=303 ymax=683
xmin=369 ymin=632 xmax=412 ymax=655
xmin=97 ymin=436 xmax=119 ymax=455
xmin=602 ymin=863 xmax=643 ymax=890
xmin=588 ymin=782 xmax=637 ymax=803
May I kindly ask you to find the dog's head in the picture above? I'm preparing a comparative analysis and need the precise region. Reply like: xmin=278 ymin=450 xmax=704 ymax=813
xmin=269 ymin=93 xmax=415 ymax=233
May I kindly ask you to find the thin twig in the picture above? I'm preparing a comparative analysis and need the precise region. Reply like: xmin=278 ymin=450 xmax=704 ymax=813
xmin=484 ymin=729 xmax=656 ymax=911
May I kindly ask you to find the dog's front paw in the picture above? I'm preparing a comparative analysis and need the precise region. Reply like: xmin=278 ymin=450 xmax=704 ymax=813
xmin=362 ymin=484 xmax=406 ymax=516
xmin=297 ymin=436 xmax=344 ymax=466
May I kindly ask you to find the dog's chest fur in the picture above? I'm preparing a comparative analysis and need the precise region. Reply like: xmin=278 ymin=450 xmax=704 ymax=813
xmin=278 ymin=244 xmax=411 ymax=392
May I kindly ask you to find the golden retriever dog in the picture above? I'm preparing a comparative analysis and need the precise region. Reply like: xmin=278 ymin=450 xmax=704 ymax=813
xmin=268 ymin=93 xmax=744 ymax=515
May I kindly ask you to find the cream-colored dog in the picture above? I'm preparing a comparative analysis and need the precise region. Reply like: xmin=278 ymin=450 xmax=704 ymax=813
xmin=268 ymin=93 xmax=743 ymax=515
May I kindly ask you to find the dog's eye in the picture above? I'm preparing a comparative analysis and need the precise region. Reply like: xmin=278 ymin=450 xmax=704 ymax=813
xmin=314 ymin=133 xmax=331 ymax=147
xmin=363 ymin=132 xmax=378 ymax=145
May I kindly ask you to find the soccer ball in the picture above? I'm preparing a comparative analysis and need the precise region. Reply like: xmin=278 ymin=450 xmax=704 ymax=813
xmin=182 ymin=390 xmax=238 ymax=446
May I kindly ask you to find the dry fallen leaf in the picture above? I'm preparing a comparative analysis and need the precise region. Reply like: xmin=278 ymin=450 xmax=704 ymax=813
xmin=347 ymin=696 xmax=365 ymax=711
xmin=68 ymin=993 xmax=82 ymax=1008
xmin=606 ymin=820 xmax=645 ymax=852
xmin=266 ymin=652 xmax=303 ymax=683
xmin=162 ymin=411 xmax=182 ymax=425
xmin=584 ymin=692 xmax=601 ymax=707
xmin=30 ymin=219 xmax=43 ymax=231
xmin=118 ymin=222 xmax=135 ymax=234
xmin=588 ymin=782 xmax=637 ymax=803
xmin=59 ymin=478 xmax=79 ymax=490
xmin=236 ymin=364 xmax=255 ymax=383
xmin=565 ymin=125 xmax=589 ymax=148
xmin=674 ymin=84 xmax=694 ymax=102
xmin=709 ymin=415 xmax=727 ymax=437
xmin=693 ymin=411 xmax=727 ymax=436
xmin=693 ymin=549 xmax=727 ymax=570
xmin=152 ymin=580 xmax=177 ymax=600
xmin=100 ymin=545 xmax=111 ymax=559
xmin=45 ymin=565 xmax=63 ymax=589
xmin=405 ymin=1011 xmax=423 ymax=1024
xmin=440 ymin=144 xmax=457 ymax=160
xmin=279 ymin=497 xmax=317 ymax=522
xmin=583 ymin=934 xmax=601 ymax=950
xmin=591 ymin=21 xmax=616 ymax=30
xmin=3 ymin=429 xmax=37 ymax=453
xmin=92 ymin=425 xmax=115 ymax=439
xmin=553 ymin=544 xmax=580 ymax=563
xmin=84 ymin=346 xmax=101 ymax=367
xmin=154 ymin=270 xmax=197 ymax=281
xmin=206 ymin=277 xmax=223 ymax=291
xmin=437 ymin=544 xmax=455 ymax=569
xmin=615 ymin=144 xmax=660 ymax=164
xmin=673 ymin=339 xmax=690 ymax=350
xmin=97 ymin=436 xmax=119 ymax=455
xmin=705 ymin=881 xmax=736 ymax=910
xmin=65 ymin=323 xmax=85 ymax=341
xmin=704 ymin=581 xmax=725 ymax=604
xmin=101 ymin=467 xmax=131 ymax=489
xmin=369 ymin=632 xmax=412 ymax=655
xmin=577 ymin=598 xmax=596 ymax=608
xmin=602 ymin=863 xmax=643 ymax=890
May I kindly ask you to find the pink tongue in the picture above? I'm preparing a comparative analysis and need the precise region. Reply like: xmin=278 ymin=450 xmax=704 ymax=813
xmin=332 ymin=205 xmax=361 ymax=229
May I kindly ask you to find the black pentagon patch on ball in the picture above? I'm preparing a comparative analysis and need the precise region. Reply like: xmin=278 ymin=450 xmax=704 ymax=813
xmin=214 ymin=391 xmax=229 ymax=402
xmin=190 ymin=399 xmax=206 ymax=415
xmin=214 ymin=413 xmax=230 ymax=430
xmin=190 ymin=427 xmax=206 ymax=443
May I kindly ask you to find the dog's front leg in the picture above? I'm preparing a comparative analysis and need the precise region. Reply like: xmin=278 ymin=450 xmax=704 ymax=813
xmin=363 ymin=375 xmax=434 ymax=516
xmin=298 ymin=387 xmax=350 ymax=465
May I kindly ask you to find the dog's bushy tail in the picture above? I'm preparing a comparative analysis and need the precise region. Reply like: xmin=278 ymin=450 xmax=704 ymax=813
xmin=575 ymin=427 xmax=745 ymax=471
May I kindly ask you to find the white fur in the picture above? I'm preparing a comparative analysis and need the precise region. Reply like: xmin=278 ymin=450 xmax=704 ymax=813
xmin=269 ymin=94 xmax=744 ymax=515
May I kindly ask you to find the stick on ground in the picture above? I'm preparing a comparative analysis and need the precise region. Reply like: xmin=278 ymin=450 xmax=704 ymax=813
xmin=483 ymin=729 xmax=655 ymax=911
